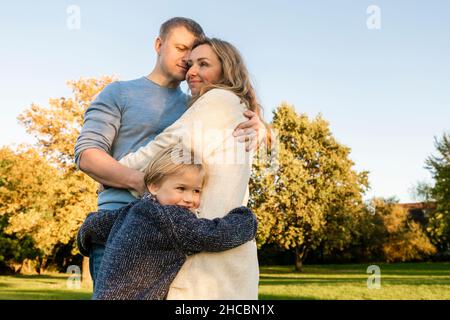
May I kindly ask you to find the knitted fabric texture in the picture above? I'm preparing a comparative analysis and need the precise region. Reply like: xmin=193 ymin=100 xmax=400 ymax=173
xmin=77 ymin=195 xmax=257 ymax=300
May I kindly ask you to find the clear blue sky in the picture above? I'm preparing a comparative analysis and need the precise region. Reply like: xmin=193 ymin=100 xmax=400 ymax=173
xmin=1 ymin=0 xmax=449 ymax=202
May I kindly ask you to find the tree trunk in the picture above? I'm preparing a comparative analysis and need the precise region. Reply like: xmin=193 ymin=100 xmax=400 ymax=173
xmin=82 ymin=256 xmax=92 ymax=288
xmin=20 ymin=259 xmax=32 ymax=274
xmin=294 ymin=247 xmax=307 ymax=272
xmin=320 ymin=243 xmax=324 ymax=263
xmin=36 ymin=256 xmax=47 ymax=274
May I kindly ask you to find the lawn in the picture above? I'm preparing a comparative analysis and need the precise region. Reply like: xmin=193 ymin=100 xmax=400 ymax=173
xmin=0 ymin=273 xmax=92 ymax=300
xmin=0 ymin=262 xmax=449 ymax=300
xmin=258 ymin=262 xmax=450 ymax=300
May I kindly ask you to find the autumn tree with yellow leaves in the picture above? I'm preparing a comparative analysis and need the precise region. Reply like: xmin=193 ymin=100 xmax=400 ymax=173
xmin=0 ymin=76 xmax=115 ymax=278
xmin=355 ymin=198 xmax=437 ymax=262
xmin=0 ymin=148 xmax=47 ymax=272
xmin=378 ymin=199 xmax=437 ymax=262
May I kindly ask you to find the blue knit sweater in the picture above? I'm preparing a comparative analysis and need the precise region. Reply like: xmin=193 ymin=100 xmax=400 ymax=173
xmin=77 ymin=194 xmax=257 ymax=300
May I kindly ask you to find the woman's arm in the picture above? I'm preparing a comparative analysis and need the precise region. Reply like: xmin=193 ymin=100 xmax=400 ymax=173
xmin=118 ymin=89 xmax=246 ymax=171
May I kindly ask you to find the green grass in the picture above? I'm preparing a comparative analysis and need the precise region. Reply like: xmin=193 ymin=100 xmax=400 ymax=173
xmin=0 ymin=262 xmax=449 ymax=300
xmin=258 ymin=262 xmax=450 ymax=300
xmin=0 ymin=273 xmax=92 ymax=300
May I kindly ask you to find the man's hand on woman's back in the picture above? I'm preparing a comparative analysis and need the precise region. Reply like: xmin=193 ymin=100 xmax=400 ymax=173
xmin=233 ymin=109 xmax=267 ymax=151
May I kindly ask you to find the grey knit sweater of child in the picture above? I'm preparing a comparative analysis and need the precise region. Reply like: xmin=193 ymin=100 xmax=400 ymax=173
xmin=77 ymin=194 xmax=257 ymax=300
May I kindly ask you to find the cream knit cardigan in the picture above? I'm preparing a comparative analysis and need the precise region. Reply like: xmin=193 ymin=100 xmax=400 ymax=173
xmin=119 ymin=88 xmax=259 ymax=299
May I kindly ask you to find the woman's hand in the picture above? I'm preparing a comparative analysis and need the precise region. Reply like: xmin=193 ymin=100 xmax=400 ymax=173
xmin=233 ymin=110 xmax=266 ymax=151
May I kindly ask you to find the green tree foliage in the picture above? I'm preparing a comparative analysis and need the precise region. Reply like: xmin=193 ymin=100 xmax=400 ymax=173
xmin=0 ymin=215 xmax=38 ymax=274
xmin=0 ymin=147 xmax=58 ymax=271
xmin=424 ymin=133 xmax=450 ymax=252
xmin=249 ymin=104 xmax=369 ymax=271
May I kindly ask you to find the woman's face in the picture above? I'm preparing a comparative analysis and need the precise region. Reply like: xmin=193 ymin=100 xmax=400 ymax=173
xmin=147 ymin=166 xmax=204 ymax=212
xmin=186 ymin=44 xmax=223 ymax=96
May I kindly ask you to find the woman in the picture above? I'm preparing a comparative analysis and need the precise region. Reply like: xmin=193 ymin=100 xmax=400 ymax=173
xmin=119 ymin=38 xmax=266 ymax=299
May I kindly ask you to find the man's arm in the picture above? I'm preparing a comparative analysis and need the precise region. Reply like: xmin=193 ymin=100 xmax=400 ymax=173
xmin=74 ymin=81 xmax=146 ymax=195
xmin=79 ymin=149 xmax=146 ymax=195
xmin=233 ymin=109 xmax=267 ymax=151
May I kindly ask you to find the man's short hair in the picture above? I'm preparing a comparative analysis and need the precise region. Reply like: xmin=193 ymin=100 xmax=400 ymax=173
xmin=159 ymin=17 xmax=205 ymax=41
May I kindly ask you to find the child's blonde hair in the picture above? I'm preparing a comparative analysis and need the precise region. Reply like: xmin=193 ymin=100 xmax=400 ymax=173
xmin=144 ymin=144 xmax=207 ymax=187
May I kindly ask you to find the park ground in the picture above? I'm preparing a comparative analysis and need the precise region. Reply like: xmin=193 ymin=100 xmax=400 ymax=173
xmin=0 ymin=262 xmax=449 ymax=300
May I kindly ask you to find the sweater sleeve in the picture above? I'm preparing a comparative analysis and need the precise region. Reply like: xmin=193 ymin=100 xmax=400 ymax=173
xmin=162 ymin=205 xmax=258 ymax=256
xmin=74 ymin=81 xmax=123 ymax=169
xmin=76 ymin=203 xmax=131 ymax=257
xmin=120 ymin=89 xmax=252 ymax=219
xmin=118 ymin=88 xmax=245 ymax=169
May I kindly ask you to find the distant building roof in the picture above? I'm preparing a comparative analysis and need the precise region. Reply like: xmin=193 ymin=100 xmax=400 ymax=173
xmin=397 ymin=202 xmax=437 ymax=210
xmin=396 ymin=202 xmax=437 ymax=224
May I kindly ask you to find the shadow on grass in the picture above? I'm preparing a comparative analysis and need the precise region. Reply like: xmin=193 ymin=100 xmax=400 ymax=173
xmin=260 ymin=278 xmax=450 ymax=287
xmin=0 ymin=289 xmax=92 ymax=300
xmin=0 ymin=273 xmax=69 ymax=283
xmin=260 ymin=267 xmax=367 ymax=276
xmin=260 ymin=278 xmax=366 ymax=286
xmin=260 ymin=262 xmax=450 ymax=277
xmin=0 ymin=274 xmax=73 ymax=289
xmin=4 ymin=274 xmax=67 ymax=280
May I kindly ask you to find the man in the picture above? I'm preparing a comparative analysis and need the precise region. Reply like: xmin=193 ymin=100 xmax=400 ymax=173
xmin=74 ymin=17 xmax=264 ymax=287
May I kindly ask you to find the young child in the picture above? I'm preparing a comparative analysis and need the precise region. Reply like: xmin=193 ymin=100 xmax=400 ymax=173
xmin=77 ymin=145 xmax=257 ymax=300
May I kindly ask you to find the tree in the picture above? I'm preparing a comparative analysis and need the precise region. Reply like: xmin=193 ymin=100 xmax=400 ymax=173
xmin=18 ymin=76 xmax=115 ymax=167
xmin=375 ymin=198 xmax=436 ymax=262
xmin=342 ymin=197 xmax=436 ymax=263
xmin=249 ymin=104 xmax=369 ymax=271
xmin=7 ymin=76 xmax=115 ymax=280
xmin=424 ymin=133 xmax=450 ymax=252
xmin=0 ymin=147 xmax=58 ymax=272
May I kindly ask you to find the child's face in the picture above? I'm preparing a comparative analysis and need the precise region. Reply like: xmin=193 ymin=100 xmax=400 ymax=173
xmin=147 ymin=167 xmax=204 ymax=211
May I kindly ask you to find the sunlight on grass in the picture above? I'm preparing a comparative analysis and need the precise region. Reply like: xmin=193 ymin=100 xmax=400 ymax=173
xmin=258 ymin=262 xmax=450 ymax=300
xmin=0 ymin=262 xmax=449 ymax=300
xmin=0 ymin=273 xmax=92 ymax=300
